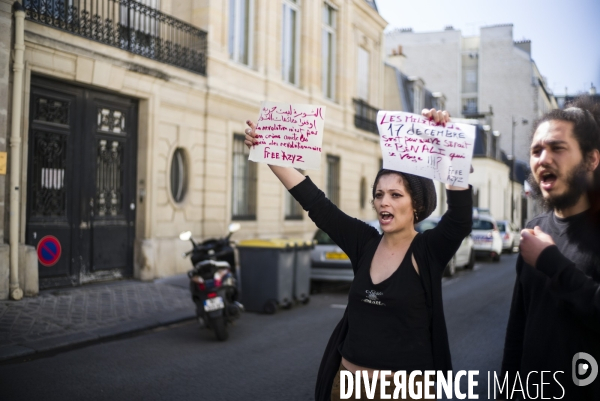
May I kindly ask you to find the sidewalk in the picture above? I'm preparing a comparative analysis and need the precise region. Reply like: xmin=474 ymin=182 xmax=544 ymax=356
xmin=0 ymin=274 xmax=195 ymax=363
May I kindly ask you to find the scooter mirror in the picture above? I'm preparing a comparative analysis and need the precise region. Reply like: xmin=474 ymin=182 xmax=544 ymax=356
xmin=228 ymin=223 xmax=241 ymax=233
xmin=179 ymin=231 xmax=193 ymax=241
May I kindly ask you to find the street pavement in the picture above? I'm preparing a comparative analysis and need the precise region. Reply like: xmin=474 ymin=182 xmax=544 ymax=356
xmin=0 ymin=254 xmax=519 ymax=401
xmin=0 ymin=274 xmax=194 ymax=362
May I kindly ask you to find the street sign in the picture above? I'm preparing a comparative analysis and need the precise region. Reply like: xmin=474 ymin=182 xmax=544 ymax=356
xmin=37 ymin=235 xmax=62 ymax=267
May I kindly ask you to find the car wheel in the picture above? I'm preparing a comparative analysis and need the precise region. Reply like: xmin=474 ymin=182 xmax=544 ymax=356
xmin=444 ymin=256 xmax=456 ymax=277
xmin=466 ymin=250 xmax=475 ymax=270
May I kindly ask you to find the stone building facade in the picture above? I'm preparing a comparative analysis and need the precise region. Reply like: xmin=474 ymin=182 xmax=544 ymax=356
xmin=1 ymin=0 xmax=388 ymax=298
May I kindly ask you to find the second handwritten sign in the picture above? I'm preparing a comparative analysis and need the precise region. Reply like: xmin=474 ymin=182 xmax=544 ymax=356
xmin=377 ymin=111 xmax=475 ymax=188
xmin=249 ymin=101 xmax=326 ymax=170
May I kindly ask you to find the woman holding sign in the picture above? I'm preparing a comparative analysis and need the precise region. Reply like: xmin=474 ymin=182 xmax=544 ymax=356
xmin=245 ymin=109 xmax=472 ymax=401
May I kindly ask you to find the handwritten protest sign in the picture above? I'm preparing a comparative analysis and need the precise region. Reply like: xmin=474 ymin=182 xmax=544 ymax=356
xmin=248 ymin=102 xmax=326 ymax=170
xmin=377 ymin=111 xmax=475 ymax=188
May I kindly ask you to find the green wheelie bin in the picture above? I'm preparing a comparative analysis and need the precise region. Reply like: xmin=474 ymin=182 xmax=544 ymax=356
xmin=237 ymin=239 xmax=295 ymax=314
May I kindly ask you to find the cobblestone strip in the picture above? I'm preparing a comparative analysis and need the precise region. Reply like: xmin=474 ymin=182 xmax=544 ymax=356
xmin=0 ymin=280 xmax=194 ymax=348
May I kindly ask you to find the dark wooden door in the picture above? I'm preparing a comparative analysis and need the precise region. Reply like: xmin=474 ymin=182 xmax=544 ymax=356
xmin=83 ymin=92 xmax=137 ymax=279
xmin=26 ymin=78 xmax=137 ymax=289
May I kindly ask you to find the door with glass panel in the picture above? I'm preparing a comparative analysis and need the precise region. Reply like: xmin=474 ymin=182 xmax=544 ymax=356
xmin=26 ymin=78 xmax=137 ymax=288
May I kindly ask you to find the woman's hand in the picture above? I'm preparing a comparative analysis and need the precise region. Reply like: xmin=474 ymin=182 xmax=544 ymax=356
xmin=244 ymin=120 xmax=257 ymax=149
xmin=421 ymin=108 xmax=450 ymax=126
xmin=243 ymin=119 xmax=305 ymax=189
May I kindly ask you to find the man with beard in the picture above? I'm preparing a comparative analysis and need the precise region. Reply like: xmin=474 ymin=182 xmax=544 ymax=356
xmin=499 ymin=96 xmax=600 ymax=400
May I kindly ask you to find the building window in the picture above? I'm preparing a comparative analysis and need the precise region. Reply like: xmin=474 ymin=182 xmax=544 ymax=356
xmin=326 ymin=155 xmax=340 ymax=206
xmin=170 ymin=148 xmax=187 ymax=203
xmin=357 ymin=47 xmax=370 ymax=101
xmin=229 ymin=0 xmax=252 ymax=65
xmin=282 ymin=0 xmax=300 ymax=84
xmin=360 ymin=177 xmax=367 ymax=209
xmin=285 ymin=169 xmax=304 ymax=219
xmin=121 ymin=0 xmax=160 ymax=34
xmin=462 ymin=98 xmax=478 ymax=115
xmin=322 ymin=3 xmax=336 ymax=99
xmin=232 ymin=134 xmax=257 ymax=219
xmin=461 ymin=53 xmax=478 ymax=94
xmin=410 ymin=83 xmax=422 ymax=113
xmin=432 ymin=95 xmax=445 ymax=112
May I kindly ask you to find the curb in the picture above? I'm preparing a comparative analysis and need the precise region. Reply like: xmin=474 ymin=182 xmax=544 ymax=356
xmin=0 ymin=308 xmax=195 ymax=363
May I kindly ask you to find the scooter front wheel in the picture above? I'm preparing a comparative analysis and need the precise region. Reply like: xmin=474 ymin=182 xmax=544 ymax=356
xmin=212 ymin=316 xmax=229 ymax=341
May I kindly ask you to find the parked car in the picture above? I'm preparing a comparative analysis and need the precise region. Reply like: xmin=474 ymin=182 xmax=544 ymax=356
xmin=471 ymin=215 xmax=503 ymax=261
xmin=415 ymin=217 xmax=475 ymax=276
xmin=310 ymin=229 xmax=353 ymax=282
xmin=310 ymin=221 xmax=380 ymax=283
xmin=496 ymin=220 xmax=521 ymax=253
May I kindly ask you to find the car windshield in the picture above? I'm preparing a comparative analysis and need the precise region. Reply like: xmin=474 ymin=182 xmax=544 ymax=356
xmin=473 ymin=219 xmax=494 ymax=230
xmin=497 ymin=222 xmax=506 ymax=232
xmin=415 ymin=220 xmax=438 ymax=233
xmin=313 ymin=229 xmax=336 ymax=245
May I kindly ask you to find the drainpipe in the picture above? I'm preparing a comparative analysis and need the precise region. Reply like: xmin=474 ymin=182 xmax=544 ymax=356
xmin=9 ymin=2 xmax=25 ymax=301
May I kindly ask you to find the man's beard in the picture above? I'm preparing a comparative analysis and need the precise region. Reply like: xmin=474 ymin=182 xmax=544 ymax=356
xmin=528 ymin=161 xmax=590 ymax=212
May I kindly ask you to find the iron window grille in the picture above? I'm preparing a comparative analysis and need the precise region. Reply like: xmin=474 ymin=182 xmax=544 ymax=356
xmin=24 ymin=0 xmax=208 ymax=75
xmin=353 ymin=98 xmax=378 ymax=134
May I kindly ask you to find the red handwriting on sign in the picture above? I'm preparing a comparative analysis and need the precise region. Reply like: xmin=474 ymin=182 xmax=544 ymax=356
xmin=449 ymin=153 xmax=466 ymax=161
xmin=252 ymin=103 xmax=325 ymax=167
xmin=405 ymin=137 xmax=441 ymax=145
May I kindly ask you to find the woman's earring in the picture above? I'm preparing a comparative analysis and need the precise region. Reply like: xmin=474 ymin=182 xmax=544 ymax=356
xmin=414 ymin=210 xmax=418 ymax=222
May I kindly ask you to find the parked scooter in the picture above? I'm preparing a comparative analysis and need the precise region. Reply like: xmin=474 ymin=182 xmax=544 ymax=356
xmin=180 ymin=223 xmax=243 ymax=341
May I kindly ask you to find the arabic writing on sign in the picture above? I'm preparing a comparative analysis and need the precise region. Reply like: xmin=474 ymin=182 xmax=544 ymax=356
xmin=248 ymin=102 xmax=326 ymax=170
xmin=376 ymin=111 xmax=475 ymax=187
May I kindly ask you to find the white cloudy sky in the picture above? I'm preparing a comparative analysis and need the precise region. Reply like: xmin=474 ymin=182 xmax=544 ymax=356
xmin=376 ymin=0 xmax=600 ymax=96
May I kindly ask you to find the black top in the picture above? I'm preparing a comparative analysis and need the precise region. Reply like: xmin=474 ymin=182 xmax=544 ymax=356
xmin=340 ymin=240 xmax=434 ymax=371
xmin=288 ymin=177 xmax=473 ymax=401
xmin=501 ymin=210 xmax=600 ymax=400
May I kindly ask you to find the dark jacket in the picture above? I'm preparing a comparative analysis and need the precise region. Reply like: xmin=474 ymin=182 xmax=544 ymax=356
xmin=500 ymin=211 xmax=600 ymax=399
xmin=288 ymin=177 xmax=473 ymax=401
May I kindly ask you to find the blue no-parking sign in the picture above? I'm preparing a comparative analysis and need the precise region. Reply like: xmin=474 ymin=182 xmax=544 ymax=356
xmin=37 ymin=235 xmax=62 ymax=267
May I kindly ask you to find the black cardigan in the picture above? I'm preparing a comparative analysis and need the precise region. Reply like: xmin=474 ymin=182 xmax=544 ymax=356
xmin=288 ymin=177 xmax=473 ymax=401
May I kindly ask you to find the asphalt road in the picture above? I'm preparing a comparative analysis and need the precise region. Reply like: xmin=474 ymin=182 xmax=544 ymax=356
xmin=0 ymin=254 xmax=518 ymax=401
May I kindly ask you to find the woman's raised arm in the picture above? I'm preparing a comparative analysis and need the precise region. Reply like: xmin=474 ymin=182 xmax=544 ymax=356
xmin=244 ymin=120 xmax=305 ymax=190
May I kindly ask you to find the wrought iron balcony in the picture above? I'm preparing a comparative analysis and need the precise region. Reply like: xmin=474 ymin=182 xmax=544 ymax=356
xmin=353 ymin=98 xmax=379 ymax=134
xmin=24 ymin=0 xmax=207 ymax=75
